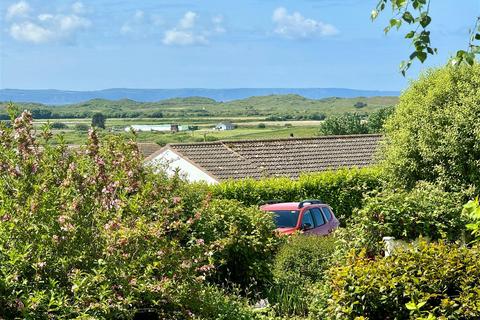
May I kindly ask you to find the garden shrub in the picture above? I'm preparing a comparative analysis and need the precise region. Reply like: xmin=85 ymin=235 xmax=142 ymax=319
xmin=266 ymin=235 xmax=337 ymax=317
xmin=321 ymin=241 xmax=480 ymax=320
xmin=272 ymin=235 xmax=337 ymax=283
xmin=381 ymin=64 xmax=480 ymax=192
xmin=0 ymin=110 xmax=272 ymax=319
xmin=211 ymin=167 xmax=382 ymax=224
xmin=191 ymin=199 xmax=282 ymax=292
xmin=344 ymin=182 xmax=467 ymax=255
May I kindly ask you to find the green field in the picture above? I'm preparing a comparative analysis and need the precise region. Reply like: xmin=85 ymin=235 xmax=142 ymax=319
xmin=46 ymin=124 xmax=321 ymax=145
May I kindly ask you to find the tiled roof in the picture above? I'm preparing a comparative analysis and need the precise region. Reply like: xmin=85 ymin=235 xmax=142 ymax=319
xmin=146 ymin=135 xmax=382 ymax=181
xmin=137 ymin=143 xmax=162 ymax=158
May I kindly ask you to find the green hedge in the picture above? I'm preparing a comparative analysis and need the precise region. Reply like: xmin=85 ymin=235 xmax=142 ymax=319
xmin=210 ymin=167 xmax=382 ymax=223
xmin=319 ymin=242 xmax=480 ymax=320
xmin=342 ymin=182 xmax=467 ymax=256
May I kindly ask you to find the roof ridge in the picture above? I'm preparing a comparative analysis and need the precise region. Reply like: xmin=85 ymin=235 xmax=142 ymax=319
xmin=166 ymin=134 xmax=382 ymax=147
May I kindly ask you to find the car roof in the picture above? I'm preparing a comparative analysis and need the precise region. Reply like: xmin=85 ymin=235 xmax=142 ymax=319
xmin=261 ymin=202 xmax=325 ymax=211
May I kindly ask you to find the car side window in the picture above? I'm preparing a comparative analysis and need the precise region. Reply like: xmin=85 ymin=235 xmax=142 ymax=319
xmin=301 ymin=210 xmax=315 ymax=230
xmin=321 ymin=207 xmax=332 ymax=221
xmin=311 ymin=208 xmax=326 ymax=226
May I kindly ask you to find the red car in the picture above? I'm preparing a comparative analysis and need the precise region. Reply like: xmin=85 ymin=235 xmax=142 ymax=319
xmin=260 ymin=200 xmax=340 ymax=235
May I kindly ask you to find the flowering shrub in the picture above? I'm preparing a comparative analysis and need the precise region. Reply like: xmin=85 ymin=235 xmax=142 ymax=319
xmin=191 ymin=199 xmax=282 ymax=291
xmin=0 ymin=109 xmax=269 ymax=319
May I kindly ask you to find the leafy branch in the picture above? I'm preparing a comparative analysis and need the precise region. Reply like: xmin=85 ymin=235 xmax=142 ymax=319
xmin=372 ymin=0 xmax=479 ymax=75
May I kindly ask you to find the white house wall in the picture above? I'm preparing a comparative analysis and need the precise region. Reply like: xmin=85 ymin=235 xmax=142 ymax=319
xmin=149 ymin=149 xmax=218 ymax=184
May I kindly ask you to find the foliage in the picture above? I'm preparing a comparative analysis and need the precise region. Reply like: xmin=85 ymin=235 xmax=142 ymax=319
xmin=381 ymin=64 xmax=480 ymax=192
xmin=190 ymin=199 xmax=282 ymax=292
xmin=372 ymin=0 xmax=480 ymax=74
xmin=92 ymin=112 xmax=106 ymax=129
xmin=366 ymin=105 xmax=395 ymax=133
xmin=318 ymin=113 xmax=368 ymax=136
xmin=74 ymin=123 xmax=89 ymax=131
xmin=0 ymin=110 xmax=272 ymax=319
xmin=266 ymin=235 xmax=337 ymax=317
xmin=321 ymin=241 xmax=480 ymax=320
xmin=51 ymin=122 xmax=69 ymax=129
xmin=344 ymin=182 xmax=467 ymax=256
xmin=210 ymin=167 xmax=383 ymax=224
xmin=257 ymin=123 xmax=266 ymax=128
xmin=463 ymin=197 xmax=480 ymax=242
xmin=272 ymin=235 xmax=337 ymax=283
xmin=354 ymin=101 xmax=367 ymax=108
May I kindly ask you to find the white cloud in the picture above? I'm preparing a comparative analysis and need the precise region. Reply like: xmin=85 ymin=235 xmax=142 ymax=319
xmin=272 ymin=7 xmax=338 ymax=39
xmin=162 ymin=11 xmax=225 ymax=46
xmin=179 ymin=11 xmax=196 ymax=29
xmin=163 ymin=29 xmax=207 ymax=46
xmin=7 ymin=2 xmax=91 ymax=44
xmin=72 ymin=2 xmax=86 ymax=14
xmin=5 ymin=1 xmax=31 ymax=20
xmin=10 ymin=21 xmax=53 ymax=43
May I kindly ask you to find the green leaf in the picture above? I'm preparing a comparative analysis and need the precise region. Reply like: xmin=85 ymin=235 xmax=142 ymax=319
xmin=405 ymin=31 xmax=415 ymax=39
xmin=405 ymin=301 xmax=417 ymax=310
xmin=402 ymin=12 xmax=414 ymax=24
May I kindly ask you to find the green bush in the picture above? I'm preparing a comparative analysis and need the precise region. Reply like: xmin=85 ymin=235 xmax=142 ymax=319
xmin=74 ymin=123 xmax=90 ymax=131
xmin=51 ymin=122 xmax=69 ymax=129
xmin=318 ymin=113 xmax=368 ymax=136
xmin=211 ymin=167 xmax=382 ymax=223
xmin=381 ymin=64 xmax=480 ymax=192
xmin=273 ymin=235 xmax=337 ymax=283
xmin=0 ymin=111 xmax=270 ymax=319
xmin=266 ymin=235 xmax=337 ymax=317
xmin=344 ymin=182 xmax=467 ymax=256
xmin=321 ymin=241 xmax=480 ymax=320
xmin=191 ymin=199 xmax=282 ymax=291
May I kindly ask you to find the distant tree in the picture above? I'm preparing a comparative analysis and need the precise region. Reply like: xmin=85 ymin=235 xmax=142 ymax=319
xmin=354 ymin=102 xmax=368 ymax=108
xmin=31 ymin=109 xmax=52 ymax=119
xmin=75 ymin=123 xmax=90 ymax=131
xmin=319 ymin=113 xmax=368 ymax=136
xmin=309 ymin=113 xmax=326 ymax=120
xmin=91 ymin=113 xmax=106 ymax=129
xmin=51 ymin=122 xmax=68 ymax=129
xmin=149 ymin=111 xmax=164 ymax=118
xmin=257 ymin=123 xmax=266 ymax=128
xmin=367 ymin=106 xmax=395 ymax=133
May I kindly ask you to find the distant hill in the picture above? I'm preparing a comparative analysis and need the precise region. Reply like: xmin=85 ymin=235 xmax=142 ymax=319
xmin=0 ymin=88 xmax=399 ymax=105
xmin=0 ymin=94 xmax=399 ymax=120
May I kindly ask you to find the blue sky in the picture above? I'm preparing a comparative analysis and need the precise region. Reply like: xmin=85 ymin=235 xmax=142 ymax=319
xmin=0 ymin=0 xmax=477 ymax=91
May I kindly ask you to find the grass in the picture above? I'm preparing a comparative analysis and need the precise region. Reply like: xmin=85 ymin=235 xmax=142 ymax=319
xmin=47 ymin=125 xmax=321 ymax=145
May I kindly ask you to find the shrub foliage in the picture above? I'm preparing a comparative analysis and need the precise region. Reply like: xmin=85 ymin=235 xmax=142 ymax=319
xmin=382 ymin=64 xmax=480 ymax=191
xmin=344 ymin=182 xmax=467 ymax=255
xmin=323 ymin=242 xmax=480 ymax=320
xmin=0 ymin=110 xmax=275 ymax=319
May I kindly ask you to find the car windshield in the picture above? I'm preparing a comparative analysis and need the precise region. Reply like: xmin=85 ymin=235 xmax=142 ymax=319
xmin=270 ymin=210 xmax=300 ymax=228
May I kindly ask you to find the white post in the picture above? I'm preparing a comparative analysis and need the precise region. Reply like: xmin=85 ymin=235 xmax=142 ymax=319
xmin=383 ymin=236 xmax=395 ymax=257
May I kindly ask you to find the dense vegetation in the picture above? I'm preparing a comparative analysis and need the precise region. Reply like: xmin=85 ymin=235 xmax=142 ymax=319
xmin=381 ymin=64 xmax=480 ymax=192
xmin=3 ymin=64 xmax=480 ymax=319
xmin=0 ymin=110 xmax=280 ymax=319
